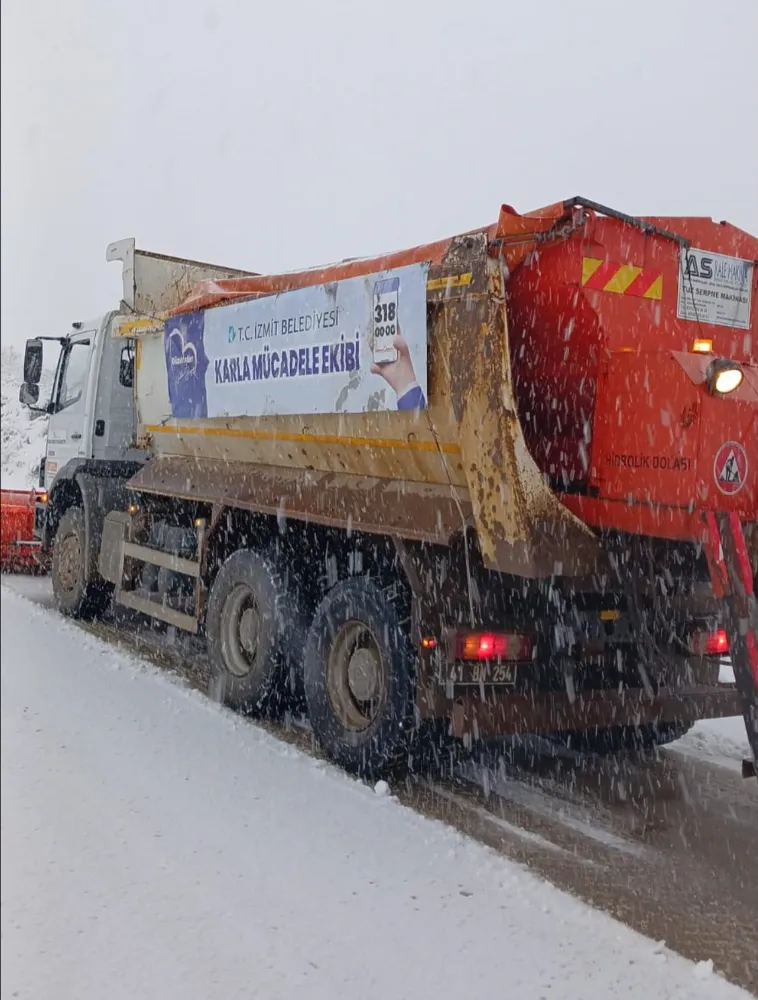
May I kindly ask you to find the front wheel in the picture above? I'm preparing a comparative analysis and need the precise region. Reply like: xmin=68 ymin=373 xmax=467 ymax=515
xmin=51 ymin=507 xmax=111 ymax=619
xmin=303 ymin=578 xmax=415 ymax=777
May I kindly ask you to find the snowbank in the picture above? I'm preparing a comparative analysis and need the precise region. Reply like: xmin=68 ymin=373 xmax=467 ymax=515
xmin=668 ymin=661 xmax=750 ymax=771
xmin=1 ymin=346 xmax=51 ymax=489
xmin=1 ymin=586 xmax=748 ymax=1000
xmin=671 ymin=716 xmax=750 ymax=771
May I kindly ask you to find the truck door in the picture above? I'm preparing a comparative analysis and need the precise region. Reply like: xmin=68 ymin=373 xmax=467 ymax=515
xmin=91 ymin=322 xmax=136 ymax=462
xmin=44 ymin=330 xmax=96 ymax=488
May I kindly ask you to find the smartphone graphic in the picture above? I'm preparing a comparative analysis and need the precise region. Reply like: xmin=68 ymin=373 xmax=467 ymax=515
xmin=372 ymin=277 xmax=399 ymax=365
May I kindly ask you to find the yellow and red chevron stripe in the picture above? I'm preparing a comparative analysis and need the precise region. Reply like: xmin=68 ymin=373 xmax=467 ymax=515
xmin=581 ymin=257 xmax=663 ymax=300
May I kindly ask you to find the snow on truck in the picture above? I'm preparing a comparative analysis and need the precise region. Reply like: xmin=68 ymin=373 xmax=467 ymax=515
xmin=18 ymin=196 xmax=758 ymax=777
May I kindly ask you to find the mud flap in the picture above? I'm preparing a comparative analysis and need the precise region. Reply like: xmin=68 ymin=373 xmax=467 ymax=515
xmin=704 ymin=512 xmax=758 ymax=779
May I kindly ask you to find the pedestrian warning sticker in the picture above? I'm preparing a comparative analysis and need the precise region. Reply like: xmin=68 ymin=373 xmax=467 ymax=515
xmin=713 ymin=441 xmax=748 ymax=495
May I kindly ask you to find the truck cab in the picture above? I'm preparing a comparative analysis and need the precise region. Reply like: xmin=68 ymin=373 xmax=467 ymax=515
xmin=28 ymin=316 xmax=138 ymax=494
xmin=19 ymin=238 xmax=253 ymax=546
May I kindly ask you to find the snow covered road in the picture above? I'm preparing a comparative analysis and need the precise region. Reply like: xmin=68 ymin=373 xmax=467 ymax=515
xmin=1 ymin=585 xmax=752 ymax=999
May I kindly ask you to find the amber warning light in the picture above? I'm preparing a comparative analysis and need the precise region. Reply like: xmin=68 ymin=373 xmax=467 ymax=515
xmin=692 ymin=338 xmax=713 ymax=354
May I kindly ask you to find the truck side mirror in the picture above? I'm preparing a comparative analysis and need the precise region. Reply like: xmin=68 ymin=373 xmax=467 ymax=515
xmin=119 ymin=344 xmax=135 ymax=388
xmin=23 ymin=339 xmax=43 ymax=385
xmin=19 ymin=382 xmax=40 ymax=407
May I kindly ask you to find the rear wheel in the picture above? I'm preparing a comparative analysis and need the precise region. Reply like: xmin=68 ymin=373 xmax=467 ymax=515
xmin=206 ymin=549 xmax=299 ymax=713
xmin=303 ymin=578 xmax=415 ymax=777
xmin=51 ymin=507 xmax=111 ymax=619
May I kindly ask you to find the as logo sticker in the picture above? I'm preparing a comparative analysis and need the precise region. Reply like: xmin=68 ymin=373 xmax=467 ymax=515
xmin=713 ymin=441 xmax=748 ymax=496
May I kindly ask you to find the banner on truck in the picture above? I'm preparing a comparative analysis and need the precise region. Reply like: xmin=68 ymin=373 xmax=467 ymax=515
xmin=163 ymin=262 xmax=429 ymax=419
xmin=677 ymin=248 xmax=753 ymax=331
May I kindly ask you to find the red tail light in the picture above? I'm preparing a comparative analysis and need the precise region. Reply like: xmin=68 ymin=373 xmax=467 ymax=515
xmin=690 ymin=628 xmax=729 ymax=656
xmin=705 ymin=629 xmax=729 ymax=656
xmin=454 ymin=631 xmax=533 ymax=661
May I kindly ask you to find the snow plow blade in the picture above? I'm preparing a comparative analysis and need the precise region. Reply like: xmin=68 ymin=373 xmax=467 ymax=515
xmin=0 ymin=489 xmax=50 ymax=573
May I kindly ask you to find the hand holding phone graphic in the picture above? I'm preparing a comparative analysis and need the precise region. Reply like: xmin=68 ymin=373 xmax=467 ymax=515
xmin=372 ymin=277 xmax=400 ymax=365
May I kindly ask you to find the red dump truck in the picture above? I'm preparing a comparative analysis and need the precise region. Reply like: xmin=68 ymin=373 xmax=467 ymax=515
xmin=16 ymin=196 xmax=758 ymax=776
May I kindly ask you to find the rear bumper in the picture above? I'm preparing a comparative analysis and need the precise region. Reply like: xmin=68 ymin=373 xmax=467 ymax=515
xmin=450 ymin=685 xmax=743 ymax=739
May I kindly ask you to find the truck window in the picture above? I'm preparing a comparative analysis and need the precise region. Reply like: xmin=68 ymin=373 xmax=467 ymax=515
xmin=119 ymin=343 xmax=135 ymax=388
xmin=58 ymin=341 xmax=91 ymax=409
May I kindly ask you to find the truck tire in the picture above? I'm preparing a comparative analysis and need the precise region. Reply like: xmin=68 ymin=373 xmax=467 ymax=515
xmin=51 ymin=507 xmax=112 ymax=619
xmin=206 ymin=549 xmax=295 ymax=713
xmin=303 ymin=578 xmax=415 ymax=777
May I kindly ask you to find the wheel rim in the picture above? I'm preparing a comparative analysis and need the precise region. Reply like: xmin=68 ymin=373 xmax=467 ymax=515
xmin=56 ymin=531 xmax=82 ymax=593
xmin=220 ymin=583 xmax=265 ymax=678
xmin=326 ymin=621 xmax=386 ymax=732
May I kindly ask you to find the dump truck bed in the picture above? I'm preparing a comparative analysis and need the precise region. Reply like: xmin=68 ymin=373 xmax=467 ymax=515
xmin=126 ymin=230 xmax=598 ymax=579
xmin=123 ymin=198 xmax=756 ymax=583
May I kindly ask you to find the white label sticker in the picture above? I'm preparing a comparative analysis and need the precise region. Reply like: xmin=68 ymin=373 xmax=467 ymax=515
xmin=677 ymin=248 xmax=753 ymax=330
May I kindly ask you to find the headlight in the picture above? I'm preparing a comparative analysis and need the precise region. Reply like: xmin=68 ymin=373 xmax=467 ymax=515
xmin=706 ymin=359 xmax=743 ymax=396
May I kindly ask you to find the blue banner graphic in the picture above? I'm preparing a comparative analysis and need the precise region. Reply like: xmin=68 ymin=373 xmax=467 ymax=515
xmin=164 ymin=262 xmax=429 ymax=418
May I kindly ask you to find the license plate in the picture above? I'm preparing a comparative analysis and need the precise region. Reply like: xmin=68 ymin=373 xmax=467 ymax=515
xmin=450 ymin=661 xmax=517 ymax=686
